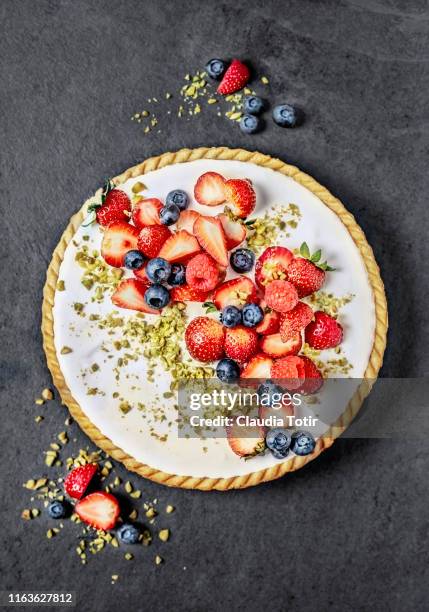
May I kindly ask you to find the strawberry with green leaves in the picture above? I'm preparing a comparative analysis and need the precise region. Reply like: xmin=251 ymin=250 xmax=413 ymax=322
xmin=287 ymin=242 xmax=335 ymax=298
xmin=85 ymin=180 xmax=131 ymax=227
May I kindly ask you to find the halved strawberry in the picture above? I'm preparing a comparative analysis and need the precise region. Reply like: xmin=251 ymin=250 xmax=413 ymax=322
xmin=217 ymin=213 xmax=247 ymax=249
xmin=279 ymin=302 xmax=314 ymax=342
xmin=176 ymin=209 xmax=201 ymax=234
xmin=194 ymin=215 xmax=228 ymax=267
xmin=111 ymin=279 xmax=160 ymax=314
xmin=157 ymin=229 xmax=201 ymax=263
xmin=170 ymin=284 xmax=210 ymax=302
xmin=64 ymin=464 xmax=98 ymax=500
xmin=224 ymin=325 xmax=259 ymax=363
xmin=213 ymin=276 xmax=258 ymax=310
xmin=133 ymin=262 xmax=151 ymax=286
xmin=185 ymin=316 xmax=225 ymax=362
xmin=259 ymin=333 xmax=302 ymax=358
xmin=296 ymin=356 xmax=324 ymax=395
xmin=132 ymin=198 xmax=163 ymax=228
xmin=226 ymin=418 xmax=265 ymax=458
xmin=137 ymin=225 xmax=172 ymax=259
xmin=75 ymin=492 xmax=120 ymax=530
xmin=101 ymin=221 xmax=139 ymax=268
xmin=255 ymin=300 xmax=280 ymax=335
xmin=194 ymin=172 xmax=226 ymax=206
xmin=255 ymin=246 xmax=294 ymax=288
xmin=224 ymin=178 xmax=256 ymax=219
xmin=217 ymin=60 xmax=250 ymax=95
xmin=240 ymin=353 xmax=273 ymax=385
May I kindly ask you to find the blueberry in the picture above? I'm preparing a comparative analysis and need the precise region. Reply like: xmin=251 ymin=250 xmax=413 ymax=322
xmin=47 ymin=500 xmax=68 ymax=519
xmin=257 ymin=381 xmax=285 ymax=408
xmin=144 ymin=284 xmax=170 ymax=309
xmin=220 ymin=305 xmax=242 ymax=328
xmin=230 ymin=248 xmax=255 ymax=273
xmin=168 ymin=263 xmax=186 ymax=286
xmin=272 ymin=104 xmax=305 ymax=128
xmin=242 ymin=303 xmax=264 ymax=327
xmin=243 ymin=95 xmax=265 ymax=115
xmin=290 ymin=431 xmax=316 ymax=456
xmin=266 ymin=428 xmax=292 ymax=459
xmin=216 ymin=358 xmax=240 ymax=384
xmin=117 ymin=523 xmax=141 ymax=544
xmin=146 ymin=257 xmax=172 ymax=283
xmin=166 ymin=189 xmax=188 ymax=211
xmin=205 ymin=58 xmax=227 ymax=80
xmin=159 ymin=204 xmax=180 ymax=226
xmin=124 ymin=250 xmax=145 ymax=270
xmin=240 ymin=114 xmax=262 ymax=134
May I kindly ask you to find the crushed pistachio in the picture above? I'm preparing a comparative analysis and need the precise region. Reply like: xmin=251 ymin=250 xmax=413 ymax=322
xmin=57 ymin=280 xmax=65 ymax=291
xmin=166 ymin=505 xmax=175 ymax=514
xmin=42 ymin=388 xmax=54 ymax=401
xmin=35 ymin=398 xmax=44 ymax=406
xmin=61 ymin=346 xmax=73 ymax=355
xmin=158 ymin=529 xmax=170 ymax=542
xmin=132 ymin=181 xmax=147 ymax=193
xmin=155 ymin=555 xmax=163 ymax=565
xmin=306 ymin=291 xmax=354 ymax=317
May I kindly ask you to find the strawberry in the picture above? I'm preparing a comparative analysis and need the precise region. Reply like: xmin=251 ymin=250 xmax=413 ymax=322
xmin=226 ymin=418 xmax=265 ymax=458
xmin=194 ymin=215 xmax=228 ymax=267
xmin=279 ymin=302 xmax=314 ymax=342
xmin=217 ymin=213 xmax=246 ymax=249
xmin=137 ymin=225 xmax=172 ymax=258
xmin=176 ymin=209 xmax=201 ymax=234
xmin=224 ymin=325 xmax=258 ymax=363
xmin=213 ymin=276 xmax=258 ymax=310
xmin=111 ymin=279 xmax=161 ymax=314
xmin=94 ymin=189 xmax=131 ymax=227
xmin=101 ymin=221 xmax=139 ymax=267
xmin=305 ymin=311 xmax=343 ymax=349
xmin=186 ymin=253 xmax=221 ymax=292
xmin=287 ymin=258 xmax=325 ymax=297
xmin=255 ymin=246 xmax=294 ymax=288
xmin=64 ymin=463 xmax=98 ymax=500
xmin=217 ymin=59 xmax=250 ymax=95
xmin=271 ymin=356 xmax=306 ymax=389
xmin=75 ymin=491 xmax=120 ymax=530
xmin=258 ymin=393 xmax=295 ymax=427
xmin=170 ymin=284 xmax=209 ymax=302
xmin=241 ymin=353 xmax=273 ymax=382
xmin=224 ymin=178 xmax=256 ymax=219
xmin=133 ymin=263 xmax=151 ymax=286
xmin=158 ymin=229 xmax=201 ymax=263
xmin=194 ymin=172 xmax=226 ymax=206
xmin=255 ymin=300 xmax=280 ymax=335
xmin=259 ymin=332 xmax=302 ymax=358
xmin=296 ymin=356 xmax=324 ymax=394
xmin=185 ymin=316 xmax=225 ymax=362
xmin=264 ymin=280 xmax=298 ymax=313
xmin=132 ymin=198 xmax=163 ymax=228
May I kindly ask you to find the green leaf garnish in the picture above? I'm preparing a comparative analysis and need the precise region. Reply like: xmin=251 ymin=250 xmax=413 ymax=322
xmin=300 ymin=242 xmax=311 ymax=259
xmin=299 ymin=242 xmax=335 ymax=271
xmin=310 ymin=249 xmax=321 ymax=263
xmin=82 ymin=210 xmax=96 ymax=227
xmin=203 ymin=301 xmax=218 ymax=313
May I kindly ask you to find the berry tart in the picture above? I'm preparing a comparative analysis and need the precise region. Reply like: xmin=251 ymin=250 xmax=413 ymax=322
xmin=42 ymin=148 xmax=387 ymax=490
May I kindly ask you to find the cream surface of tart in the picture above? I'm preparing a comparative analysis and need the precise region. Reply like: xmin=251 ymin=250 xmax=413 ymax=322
xmin=51 ymin=157 xmax=377 ymax=480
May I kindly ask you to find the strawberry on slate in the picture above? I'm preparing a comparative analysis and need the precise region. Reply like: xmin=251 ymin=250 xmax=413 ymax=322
xmin=64 ymin=464 xmax=98 ymax=500
xmin=75 ymin=492 xmax=120 ymax=530
xmin=217 ymin=60 xmax=250 ymax=95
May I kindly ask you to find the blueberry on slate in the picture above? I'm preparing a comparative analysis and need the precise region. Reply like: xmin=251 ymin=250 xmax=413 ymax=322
xmin=243 ymin=95 xmax=265 ymax=115
xmin=216 ymin=358 xmax=241 ymax=384
xmin=168 ymin=263 xmax=186 ymax=286
xmin=160 ymin=204 xmax=180 ymax=226
xmin=257 ymin=381 xmax=285 ymax=407
xmin=240 ymin=114 xmax=262 ymax=134
xmin=290 ymin=431 xmax=316 ymax=456
xmin=266 ymin=428 xmax=292 ymax=459
xmin=242 ymin=303 xmax=264 ymax=327
xmin=117 ymin=523 xmax=141 ymax=544
xmin=146 ymin=257 xmax=172 ymax=283
xmin=47 ymin=500 xmax=68 ymax=519
xmin=272 ymin=104 xmax=305 ymax=128
xmin=166 ymin=189 xmax=189 ymax=211
xmin=230 ymin=248 xmax=255 ymax=273
xmin=205 ymin=58 xmax=228 ymax=80
xmin=220 ymin=305 xmax=242 ymax=328
xmin=124 ymin=250 xmax=145 ymax=270
xmin=144 ymin=284 xmax=170 ymax=309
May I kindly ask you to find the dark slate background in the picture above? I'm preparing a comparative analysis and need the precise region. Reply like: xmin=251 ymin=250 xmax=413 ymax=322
xmin=1 ymin=1 xmax=428 ymax=610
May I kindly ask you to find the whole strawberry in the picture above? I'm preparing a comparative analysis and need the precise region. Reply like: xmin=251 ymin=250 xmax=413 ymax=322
xmin=64 ymin=463 xmax=98 ymax=500
xmin=305 ymin=311 xmax=343 ymax=349
xmin=224 ymin=179 xmax=256 ymax=219
xmin=185 ymin=317 xmax=225 ymax=362
xmin=288 ymin=242 xmax=334 ymax=297
xmin=89 ymin=181 xmax=131 ymax=227
xmin=224 ymin=325 xmax=258 ymax=363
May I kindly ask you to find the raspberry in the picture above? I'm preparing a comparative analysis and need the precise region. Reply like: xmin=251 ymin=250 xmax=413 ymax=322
xmin=186 ymin=253 xmax=220 ymax=291
xmin=279 ymin=302 xmax=314 ymax=342
xmin=264 ymin=280 xmax=298 ymax=313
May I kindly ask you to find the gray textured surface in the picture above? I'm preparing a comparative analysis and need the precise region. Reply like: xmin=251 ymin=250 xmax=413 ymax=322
xmin=1 ymin=0 xmax=428 ymax=610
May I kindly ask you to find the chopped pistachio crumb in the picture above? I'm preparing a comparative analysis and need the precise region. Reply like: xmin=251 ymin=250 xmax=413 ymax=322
xmin=35 ymin=398 xmax=44 ymax=406
xmin=132 ymin=181 xmax=147 ymax=193
xmin=61 ymin=346 xmax=73 ymax=355
xmin=158 ymin=529 xmax=170 ymax=542
xmin=57 ymin=280 xmax=65 ymax=291
xmin=155 ymin=555 xmax=163 ymax=565
xmin=166 ymin=505 xmax=175 ymax=514
xmin=42 ymin=388 xmax=54 ymax=401
xmin=261 ymin=76 xmax=269 ymax=84
xmin=124 ymin=481 xmax=133 ymax=494
xmin=21 ymin=509 xmax=31 ymax=520
xmin=145 ymin=507 xmax=157 ymax=519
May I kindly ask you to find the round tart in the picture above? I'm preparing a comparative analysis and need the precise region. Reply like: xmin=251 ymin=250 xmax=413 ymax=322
xmin=42 ymin=147 xmax=388 ymax=490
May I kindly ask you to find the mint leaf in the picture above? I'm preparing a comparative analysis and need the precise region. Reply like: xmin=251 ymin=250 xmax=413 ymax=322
xmin=310 ymin=249 xmax=321 ymax=263
xmin=300 ymin=242 xmax=310 ymax=259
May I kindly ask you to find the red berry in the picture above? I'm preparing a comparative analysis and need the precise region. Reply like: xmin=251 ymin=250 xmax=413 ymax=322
xmin=296 ymin=356 xmax=324 ymax=394
xmin=64 ymin=463 xmax=98 ymax=500
xmin=305 ymin=311 xmax=343 ymax=349
xmin=75 ymin=491 xmax=120 ymax=530
xmin=185 ymin=317 xmax=225 ymax=362
xmin=264 ymin=280 xmax=298 ymax=313
xmin=158 ymin=229 xmax=201 ymax=263
xmin=279 ymin=302 xmax=314 ymax=342
xmin=271 ymin=356 xmax=306 ymax=390
xmin=132 ymin=198 xmax=163 ymax=228
xmin=111 ymin=278 xmax=161 ymax=314
xmin=287 ymin=257 xmax=326 ymax=297
xmin=137 ymin=225 xmax=172 ymax=258
xmin=255 ymin=246 xmax=294 ymax=289
xmin=170 ymin=284 xmax=210 ymax=302
xmin=101 ymin=221 xmax=139 ymax=268
xmin=224 ymin=325 xmax=258 ymax=363
xmin=96 ymin=189 xmax=131 ymax=226
xmin=194 ymin=172 xmax=226 ymax=206
xmin=186 ymin=253 xmax=221 ymax=291
xmin=194 ymin=215 xmax=228 ymax=268
xmin=226 ymin=418 xmax=265 ymax=458
xmin=213 ymin=276 xmax=258 ymax=310
xmin=223 ymin=178 xmax=256 ymax=219
xmin=217 ymin=60 xmax=250 ymax=95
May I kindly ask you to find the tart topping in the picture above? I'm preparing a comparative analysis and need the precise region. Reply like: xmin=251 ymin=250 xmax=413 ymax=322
xmin=305 ymin=311 xmax=343 ymax=349
xmin=186 ymin=253 xmax=221 ymax=292
xmin=101 ymin=221 xmax=139 ymax=268
xmin=137 ymin=225 xmax=172 ymax=259
xmin=224 ymin=325 xmax=259 ymax=363
xmin=157 ymin=229 xmax=201 ymax=263
xmin=194 ymin=215 xmax=228 ymax=267
xmin=279 ymin=302 xmax=314 ymax=342
xmin=194 ymin=171 xmax=226 ymax=207
xmin=224 ymin=178 xmax=256 ymax=219
xmin=185 ymin=316 xmax=225 ymax=363
xmin=264 ymin=280 xmax=298 ymax=313
xmin=132 ymin=198 xmax=163 ymax=228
